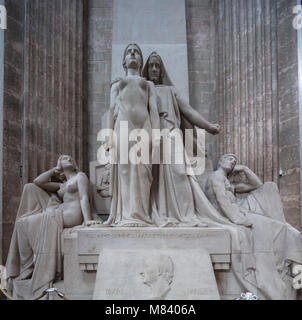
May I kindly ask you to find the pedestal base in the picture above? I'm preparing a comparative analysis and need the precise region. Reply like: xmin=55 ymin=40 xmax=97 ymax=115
xmin=63 ymin=227 xmax=231 ymax=300
xmin=93 ymin=249 xmax=221 ymax=300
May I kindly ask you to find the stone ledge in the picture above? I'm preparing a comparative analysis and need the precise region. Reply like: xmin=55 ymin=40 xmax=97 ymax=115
xmin=68 ymin=227 xmax=231 ymax=271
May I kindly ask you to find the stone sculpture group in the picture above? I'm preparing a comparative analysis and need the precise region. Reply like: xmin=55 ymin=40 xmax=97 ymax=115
xmin=5 ymin=44 xmax=302 ymax=300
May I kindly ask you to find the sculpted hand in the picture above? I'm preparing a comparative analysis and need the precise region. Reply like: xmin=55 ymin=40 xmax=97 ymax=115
xmin=103 ymin=141 xmax=114 ymax=152
xmin=232 ymin=214 xmax=253 ymax=228
xmin=207 ymin=123 xmax=221 ymax=135
xmin=102 ymin=135 xmax=115 ymax=152
xmin=232 ymin=165 xmax=247 ymax=173
xmin=84 ymin=220 xmax=102 ymax=227
xmin=52 ymin=165 xmax=62 ymax=177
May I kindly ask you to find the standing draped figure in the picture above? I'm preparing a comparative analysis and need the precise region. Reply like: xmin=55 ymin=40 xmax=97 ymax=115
xmin=142 ymin=52 xmax=221 ymax=227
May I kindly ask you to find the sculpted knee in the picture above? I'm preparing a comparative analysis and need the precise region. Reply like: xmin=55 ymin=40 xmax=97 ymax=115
xmin=23 ymin=183 xmax=37 ymax=192
xmin=262 ymin=181 xmax=279 ymax=193
xmin=15 ymin=217 xmax=26 ymax=228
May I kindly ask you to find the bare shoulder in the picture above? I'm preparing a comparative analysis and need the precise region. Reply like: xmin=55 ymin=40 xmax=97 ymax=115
xmin=111 ymin=80 xmax=120 ymax=92
xmin=111 ymin=77 xmax=121 ymax=87
xmin=76 ymin=172 xmax=89 ymax=183
xmin=208 ymin=171 xmax=225 ymax=185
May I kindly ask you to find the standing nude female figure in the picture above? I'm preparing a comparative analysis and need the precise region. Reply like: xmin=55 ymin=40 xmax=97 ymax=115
xmin=103 ymin=44 xmax=160 ymax=227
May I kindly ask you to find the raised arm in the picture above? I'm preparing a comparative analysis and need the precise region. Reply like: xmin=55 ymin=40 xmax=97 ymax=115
xmin=210 ymin=173 xmax=252 ymax=227
xmin=174 ymin=89 xmax=220 ymax=135
xmin=232 ymin=165 xmax=263 ymax=194
xmin=33 ymin=167 xmax=61 ymax=193
xmin=77 ymin=172 xmax=92 ymax=225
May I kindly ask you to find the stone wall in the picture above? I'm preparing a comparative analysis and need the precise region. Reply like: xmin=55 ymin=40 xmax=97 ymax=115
xmin=86 ymin=0 xmax=216 ymax=166
xmin=186 ymin=0 xmax=218 ymax=166
xmin=214 ymin=0 xmax=301 ymax=229
xmin=2 ymin=0 xmax=301 ymax=262
xmin=86 ymin=0 xmax=112 ymax=165
xmin=2 ymin=0 xmax=85 ymax=262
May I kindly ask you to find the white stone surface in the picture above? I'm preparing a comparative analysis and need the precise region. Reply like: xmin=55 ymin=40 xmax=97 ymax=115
xmin=62 ymin=227 xmax=231 ymax=299
xmin=93 ymin=249 xmax=220 ymax=300
xmin=77 ymin=227 xmax=231 ymax=259
xmin=111 ymin=0 xmax=189 ymax=100
xmin=63 ymin=232 xmax=96 ymax=300
xmin=89 ymin=160 xmax=111 ymax=216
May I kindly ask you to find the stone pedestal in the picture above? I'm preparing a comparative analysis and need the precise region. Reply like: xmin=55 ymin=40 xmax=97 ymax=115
xmin=63 ymin=227 xmax=231 ymax=300
xmin=93 ymin=249 xmax=220 ymax=300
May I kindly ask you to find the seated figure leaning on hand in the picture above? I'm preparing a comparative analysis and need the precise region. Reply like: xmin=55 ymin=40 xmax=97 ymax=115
xmin=5 ymin=155 xmax=99 ymax=300
xmin=205 ymin=154 xmax=302 ymax=299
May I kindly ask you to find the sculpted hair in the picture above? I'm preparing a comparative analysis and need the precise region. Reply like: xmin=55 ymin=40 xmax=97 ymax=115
xmin=122 ymin=43 xmax=144 ymax=75
xmin=147 ymin=51 xmax=165 ymax=84
xmin=57 ymin=155 xmax=80 ymax=173
xmin=218 ymin=153 xmax=237 ymax=169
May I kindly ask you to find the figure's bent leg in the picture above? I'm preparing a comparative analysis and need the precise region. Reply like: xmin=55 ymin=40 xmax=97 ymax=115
xmin=15 ymin=218 xmax=34 ymax=280
xmin=16 ymin=183 xmax=50 ymax=219
xmin=250 ymin=182 xmax=286 ymax=222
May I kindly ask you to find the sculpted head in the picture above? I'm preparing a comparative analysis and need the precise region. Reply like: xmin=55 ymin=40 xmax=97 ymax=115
xmin=57 ymin=155 xmax=80 ymax=173
xmin=147 ymin=52 xmax=163 ymax=85
xmin=123 ymin=43 xmax=143 ymax=75
xmin=218 ymin=154 xmax=237 ymax=174
xmin=140 ymin=254 xmax=174 ymax=288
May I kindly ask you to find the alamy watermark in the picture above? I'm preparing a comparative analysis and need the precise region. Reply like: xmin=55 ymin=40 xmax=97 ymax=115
xmin=96 ymin=121 xmax=206 ymax=176
xmin=0 ymin=5 xmax=6 ymax=30
xmin=293 ymin=5 xmax=302 ymax=30
xmin=0 ymin=265 xmax=6 ymax=291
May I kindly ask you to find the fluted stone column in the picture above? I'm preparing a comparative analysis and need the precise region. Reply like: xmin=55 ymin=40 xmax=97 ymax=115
xmin=2 ymin=0 xmax=24 ymax=264
xmin=186 ymin=0 xmax=218 ymax=166
xmin=86 ymin=0 xmax=113 ymax=164
xmin=2 ymin=0 xmax=85 ymax=262
xmin=0 ymin=0 xmax=4 ymax=265
xmin=215 ymin=0 xmax=302 ymax=229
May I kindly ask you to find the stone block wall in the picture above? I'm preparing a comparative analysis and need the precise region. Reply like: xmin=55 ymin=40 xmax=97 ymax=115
xmin=86 ymin=0 xmax=113 ymax=164
xmin=186 ymin=0 xmax=218 ymax=166
xmin=86 ymin=0 xmax=216 ymax=166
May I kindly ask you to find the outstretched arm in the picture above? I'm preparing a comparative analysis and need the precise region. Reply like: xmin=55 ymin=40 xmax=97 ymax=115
xmin=174 ymin=89 xmax=220 ymax=135
xmin=77 ymin=172 xmax=92 ymax=225
xmin=33 ymin=167 xmax=61 ymax=193
xmin=232 ymin=165 xmax=263 ymax=194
